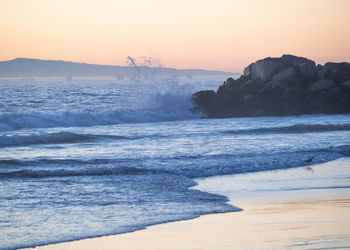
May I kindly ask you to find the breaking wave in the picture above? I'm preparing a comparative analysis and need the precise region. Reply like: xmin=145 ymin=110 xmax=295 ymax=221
xmin=2 ymin=145 xmax=349 ymax=179
xmin=0 ymin=92 xmax=199 ymax=132
xmin=223 ymin=123 xmax=350 ymax=135
xmin=0 ymin=132 xmax=94 ymax=147
xmin=0 ymin=166 xmax=161 ymax=179
xmin=0 ymin=131 xmax=161 ymax=148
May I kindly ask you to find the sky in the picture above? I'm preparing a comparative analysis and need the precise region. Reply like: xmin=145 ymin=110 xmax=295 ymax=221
xmin=0 ymin=0 xmax=349 ymax=72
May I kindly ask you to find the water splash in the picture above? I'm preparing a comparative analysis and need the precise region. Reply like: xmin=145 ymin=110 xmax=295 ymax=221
xmin=126 ymin=55 xmax=178 ymax=84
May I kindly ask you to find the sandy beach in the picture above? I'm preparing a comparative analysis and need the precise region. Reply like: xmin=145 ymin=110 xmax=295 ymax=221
xmin=28 ymin=159 xmax=350 ymax=250
xmin=30 ymin=198 xmax=350 ymax=250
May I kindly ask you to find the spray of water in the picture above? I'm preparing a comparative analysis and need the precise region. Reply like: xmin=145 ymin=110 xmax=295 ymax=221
xmin=124 ymin=55 xmax=199 ymax=120
xmin=125 ymin=55 xmax=178 ymax=84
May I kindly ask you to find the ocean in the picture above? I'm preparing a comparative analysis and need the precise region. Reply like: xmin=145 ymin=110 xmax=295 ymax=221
xmin=0 ymin=78 xmax=350 ymax=250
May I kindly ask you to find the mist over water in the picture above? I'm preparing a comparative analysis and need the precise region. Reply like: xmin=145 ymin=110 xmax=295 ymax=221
xmin=0 ymin=75 xmax=350 ymax=249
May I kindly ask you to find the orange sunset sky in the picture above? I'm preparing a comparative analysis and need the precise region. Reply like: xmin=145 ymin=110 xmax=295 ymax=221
xmin=0 ymin=0 xmax=349 ymax=72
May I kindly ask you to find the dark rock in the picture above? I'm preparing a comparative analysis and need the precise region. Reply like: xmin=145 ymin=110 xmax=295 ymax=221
xmin=281 ymin=87 xmax=310 ymax=115
xmin=281 ymin=54 xmax=316 ymax=79
xmin=244 ymin=94 xmax=254 ymax=103
xmin=340 ymin=80 xmax=350 ymax=90
xmin=249 ymin=57 xmax=288 ymax=81
xmin=225 ymin=77 xmax=235 ymax=84
xmin=239 ymin=78 xmax=265 ymax=95
xmin=298 ymin=61 xmax=316 ymax=79
xmin=243 ymin=63 xmax=253 ymax=76
xmin=272 ymin=67 xmax=301 ymax=88
xmin=216 ymin=77 xmax=240 ymax=96
xmin=254 ymin=82 xmax=284 ymax=116
xmin=192 ymin=54 xmax=350 ymax=118
xmin=324 ymin=62 xmax=350 ymax=83
xmin=283 ymin=87 xmax=308 ymax=102
xmin=191 ymin=90 xmax=216 ymax=116
xmin=308 ymin=79 xmax=335 ymax=92
xmin=319 ymin=87 xmax=350 ymax=113
xmin=315 ymin=64 xmax=328 ymax=79
xmin=280 ymin=54 xmax=314 ymax=66
xmin=320 ymin=87 xmax=344 ymax=102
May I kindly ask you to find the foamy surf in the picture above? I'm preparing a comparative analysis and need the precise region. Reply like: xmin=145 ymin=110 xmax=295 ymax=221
xmin=0 ymin=79 xmax=212 ymax=132
xmin=0 ymin=107 xmax=199 ymax=132
xmin=223 ymin=123 xmax=350 ymax=135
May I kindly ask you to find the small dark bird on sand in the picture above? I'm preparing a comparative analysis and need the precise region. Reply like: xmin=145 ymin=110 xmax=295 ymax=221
xmin=305 ymin=156 xmax=314 ymax=163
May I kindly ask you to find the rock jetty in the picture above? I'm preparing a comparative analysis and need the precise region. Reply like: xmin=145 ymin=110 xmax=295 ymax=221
xmin=192 ymin=55 xmax=350 ymax=117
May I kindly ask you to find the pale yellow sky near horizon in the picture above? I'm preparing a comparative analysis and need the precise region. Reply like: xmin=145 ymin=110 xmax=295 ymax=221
xmin=0 ymin=0 xmax=349 ymax=72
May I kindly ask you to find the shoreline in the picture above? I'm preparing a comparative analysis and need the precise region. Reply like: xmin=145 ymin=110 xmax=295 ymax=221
xmin=26 ymin=158 xmax=350 ymax=250
xmin=27 ymin=197 xmax=350 ymax=250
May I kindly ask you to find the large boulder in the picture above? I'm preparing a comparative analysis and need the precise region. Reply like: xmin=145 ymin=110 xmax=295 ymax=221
xmin=272 ymin=67 xmax=300 ymax=88
xmin=248 ymin=57 xmax=288 ymax=81
xmin=324 ymin=62 xmax=350 ymax=83
xmin=280 ymin=54 xmax=314 ymax=66
xmin=216 ymin=77 xmax=241 ymax=95
xmin=281 ymin=54 xmax=316 ymax=79
xmin=244 ymin=54 xmax=316 ymax=82
xmin=298 ymin=61 xmax=316 ymax=79
xmin=191 ymin=90 xmax=216 ymax=115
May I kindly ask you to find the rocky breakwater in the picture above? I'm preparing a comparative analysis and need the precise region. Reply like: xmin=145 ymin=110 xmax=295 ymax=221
xmin=192 ymin=55 xmax=350 ymax=117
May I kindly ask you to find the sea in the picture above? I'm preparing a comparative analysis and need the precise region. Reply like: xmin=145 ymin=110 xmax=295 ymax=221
xmin=0 ymin=76 xmax=350 ymax=250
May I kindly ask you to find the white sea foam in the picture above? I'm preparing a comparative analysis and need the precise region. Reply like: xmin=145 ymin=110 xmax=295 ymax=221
xmin=0 ymin=131 xmax=94 ymax=147
xmin=223 ymin=123 xmax=350 ymax=134
xmin=0 ymin=92 xmax=199 ymax=132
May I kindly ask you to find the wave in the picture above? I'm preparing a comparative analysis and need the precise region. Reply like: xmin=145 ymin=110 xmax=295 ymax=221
xmin=173 ymin=146 xmax=350 ymax=178
xmin=0 ymin=131 xmax=160 ymax=148
xmin=0 ymin=165 xmax=164 ymax=179
xmin=3 ymin=123 xmax=349 ymax=148
xmin=0 ymin=131 xmax=95 ymax=147
xmin=0 ymin=92 xmax=199 ymax=132
xmin=223 ymin=123 xmax=350 ymax=135
xmin=2 ymin=145 xmax=349 ymax=179
xmin=0 ymin=109 xmax=198 ymax=132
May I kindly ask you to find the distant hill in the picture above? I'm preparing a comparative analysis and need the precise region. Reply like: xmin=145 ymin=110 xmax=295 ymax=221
xmin=0 ymin=58 xmax=234 ymax=79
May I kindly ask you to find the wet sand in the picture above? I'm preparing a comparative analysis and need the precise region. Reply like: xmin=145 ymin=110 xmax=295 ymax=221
xmin=28 ymin=159 xmax=350 ymax=250
xmin=28 ymin=197 xmax=350 ymax=250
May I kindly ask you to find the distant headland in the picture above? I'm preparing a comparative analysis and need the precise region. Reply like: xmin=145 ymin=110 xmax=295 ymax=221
xmin=0 ymin=58 xmax=233 ymax=79
xmin=192 ymin=54 xmax=350 ymax=117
